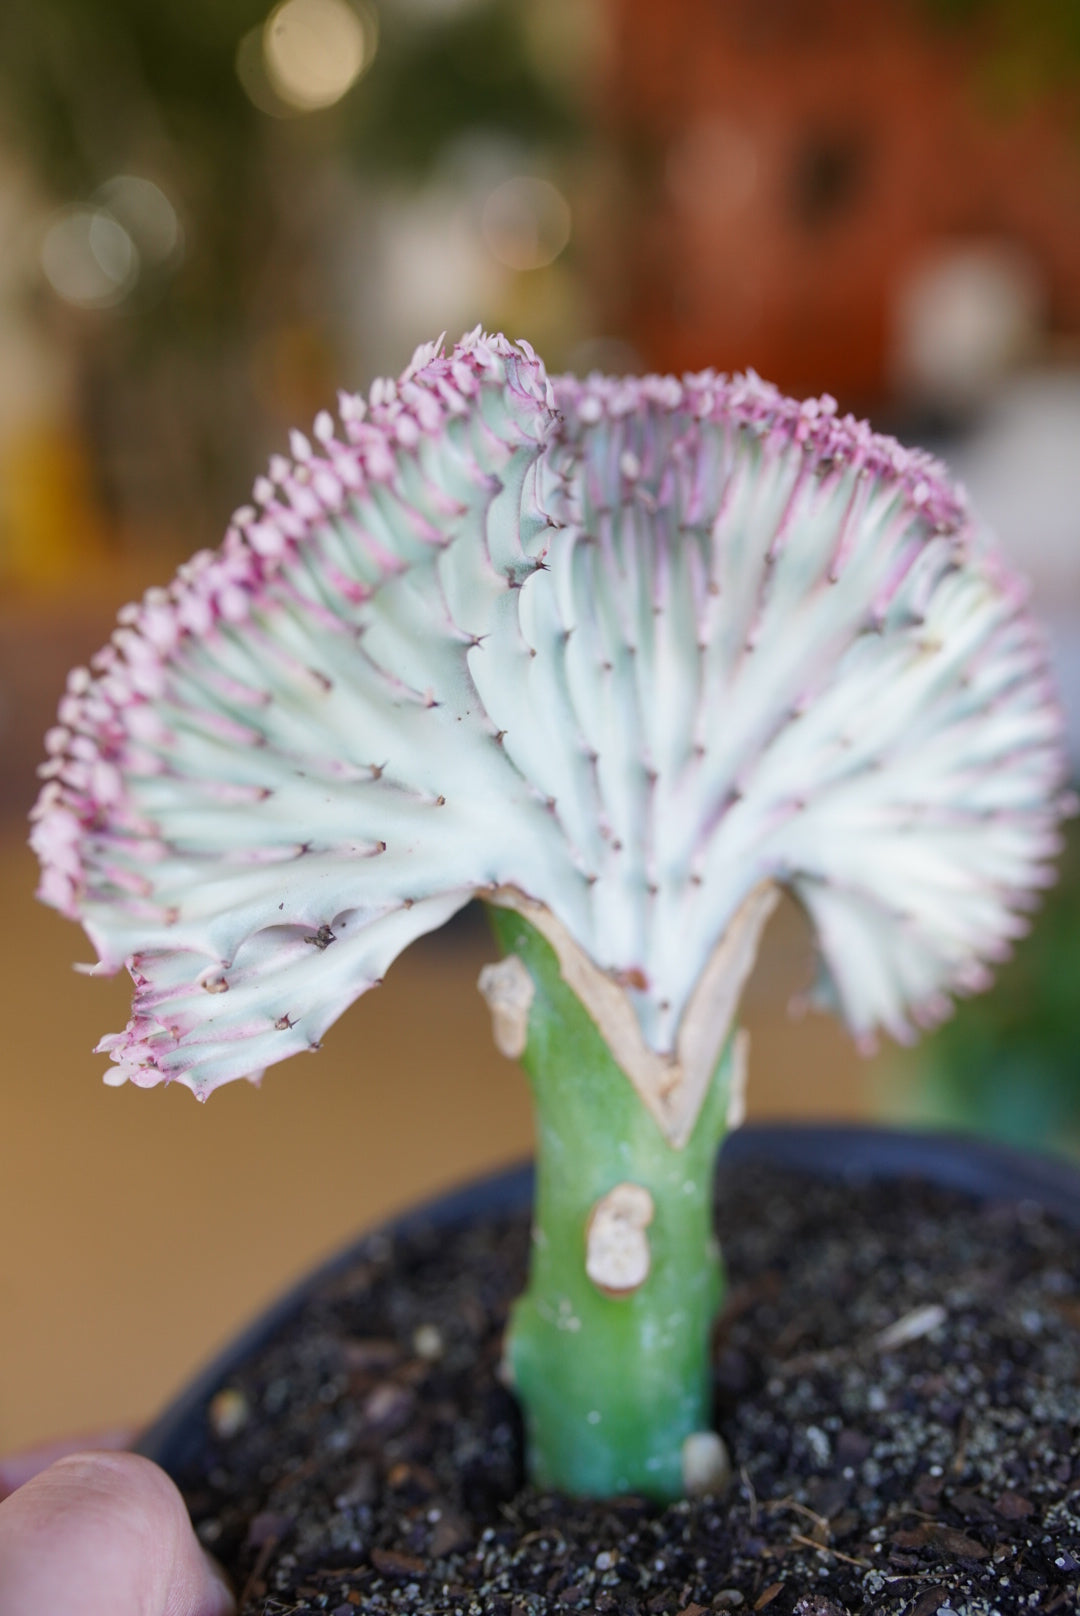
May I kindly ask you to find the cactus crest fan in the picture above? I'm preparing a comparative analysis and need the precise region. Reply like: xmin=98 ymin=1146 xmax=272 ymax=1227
xmin=32 ymin=331 xmax=1068 ymax=1111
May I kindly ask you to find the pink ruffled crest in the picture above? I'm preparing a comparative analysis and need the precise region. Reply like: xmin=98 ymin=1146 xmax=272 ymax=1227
xmin=31 ymin=331 xmax=552 ymax=933
xmin=31 ymin=331 xmax=1072 ymax=1095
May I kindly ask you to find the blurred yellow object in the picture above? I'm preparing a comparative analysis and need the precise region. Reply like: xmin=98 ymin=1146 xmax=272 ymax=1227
xmin=0 ymin=422 xmax=106 ymax=590
xmin=263 ymin=0 xmax=377 ymax=113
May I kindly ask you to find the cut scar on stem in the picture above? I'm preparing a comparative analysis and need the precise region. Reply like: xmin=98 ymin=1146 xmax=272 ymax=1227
xmin=585 ymin=1182 xmax=655 ymax=1297
xmin=477 ymin=955 xmax=535 ymax=1059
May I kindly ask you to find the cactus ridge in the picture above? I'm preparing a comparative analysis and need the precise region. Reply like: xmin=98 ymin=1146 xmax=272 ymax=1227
xmin=31 ymin=334 xmax=1069 ymax=1097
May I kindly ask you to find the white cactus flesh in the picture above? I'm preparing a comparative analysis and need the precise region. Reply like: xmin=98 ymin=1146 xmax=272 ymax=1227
xmin=32 ymin=332 xmax=1069 ymax=1137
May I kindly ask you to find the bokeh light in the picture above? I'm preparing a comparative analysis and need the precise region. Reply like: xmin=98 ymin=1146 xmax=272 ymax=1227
xmin=96 ymin=176 xmax=182 ymax=270
xmin=40 ymin=206 xmax=139 ymax=309
xmin=891 ymin=241 xmax=1044 ymax=412
xmin=480 ymin=176 xmax=571 ymax=272
xmin=262 ymin=0 xmax=377 ymax=113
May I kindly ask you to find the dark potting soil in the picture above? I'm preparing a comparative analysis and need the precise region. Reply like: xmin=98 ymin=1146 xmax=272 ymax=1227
xmin=179 ymin=1164 xmax=1080 ymax=1616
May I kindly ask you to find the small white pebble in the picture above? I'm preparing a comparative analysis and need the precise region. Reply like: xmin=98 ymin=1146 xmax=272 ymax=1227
xmin=413 ymin=1323 xmax=444 ymax=1361
xmin=594 ymin=1550 xmax=615 ymax=1571
xmin=208 ymin=1387 xmax=248 ymax=1439
xmin=874 ymin=1302 xmax=947 ymax=1351
xmin=495 ymin=1353 xmax=515 ymax=1389
xmin=804 ymin=1424 xmax=830 ymax=1465
xmin=681 ymin=1430 xmax=732 ymax=1496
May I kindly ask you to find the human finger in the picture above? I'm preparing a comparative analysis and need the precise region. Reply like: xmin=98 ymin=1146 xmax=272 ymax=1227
xmin=0 ymin=1427 xmax=135 ymax=1502
xmin=0 ymin=1450 xmax=235 ymax=1616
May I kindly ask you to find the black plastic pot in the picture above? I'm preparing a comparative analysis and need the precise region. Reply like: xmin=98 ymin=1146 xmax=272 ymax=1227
xmin=138 ymin=1122 xmax=1080 ymax=1482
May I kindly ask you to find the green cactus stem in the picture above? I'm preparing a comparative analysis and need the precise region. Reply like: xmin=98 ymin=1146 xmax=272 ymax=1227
xmin=487 ymin=905 xmax=739 ymax=1502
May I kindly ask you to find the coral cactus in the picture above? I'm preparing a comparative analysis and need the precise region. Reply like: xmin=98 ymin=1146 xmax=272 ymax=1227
xmin=33 ymin=331 xmax=1069 ymax=1500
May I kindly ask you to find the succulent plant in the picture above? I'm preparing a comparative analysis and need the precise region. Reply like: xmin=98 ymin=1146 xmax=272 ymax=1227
xmin=33 ymin=331 xmax=1070 ymax=1500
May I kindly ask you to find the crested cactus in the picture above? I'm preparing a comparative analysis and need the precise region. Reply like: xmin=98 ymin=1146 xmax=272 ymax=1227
xmin=33 ymin=331 xmax=1070 ymax=1500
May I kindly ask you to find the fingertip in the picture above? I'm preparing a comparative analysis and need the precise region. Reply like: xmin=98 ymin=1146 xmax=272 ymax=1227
xmin=0 ymin=1449 xmax=236 ymax=1616
xmin=194 ymin=1549 xmax=237 ymax=1616
xmin=0 ymin=1428 xmax=134 ymax=1502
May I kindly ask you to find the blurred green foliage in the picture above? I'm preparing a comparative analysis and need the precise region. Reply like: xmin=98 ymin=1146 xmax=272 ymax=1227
xmin=0 ymin=0 xmax=578 ymax=329
xmin=0 ymin=0 xmax=266 ymax=191
xmin=0 ymin=0 xmax=582 ymax=544
xmin=922 ymin=0 xmax=1080 ymax=113
xmin=885 ymin=818 xmax=1080 ymax=1156
xmin=349 ymin=5 xmax=579 ymax=175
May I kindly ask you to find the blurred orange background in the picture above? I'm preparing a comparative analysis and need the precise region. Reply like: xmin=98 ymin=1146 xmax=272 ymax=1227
xmin=2 ymin=0 xmax=1079 ymax=1451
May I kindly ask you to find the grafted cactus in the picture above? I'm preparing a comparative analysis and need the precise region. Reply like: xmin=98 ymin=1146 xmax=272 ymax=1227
xmin=33 ymin=331 xmax=1069 ymax=1500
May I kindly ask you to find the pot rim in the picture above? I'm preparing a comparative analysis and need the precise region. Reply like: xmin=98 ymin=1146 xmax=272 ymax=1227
xmin=138 ymin=1122 xmax=1080 ymax=1478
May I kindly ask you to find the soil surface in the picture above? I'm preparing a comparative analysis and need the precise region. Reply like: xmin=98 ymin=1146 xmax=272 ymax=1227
xmin=177 ymin=1164 xmax=1080 ymax=1616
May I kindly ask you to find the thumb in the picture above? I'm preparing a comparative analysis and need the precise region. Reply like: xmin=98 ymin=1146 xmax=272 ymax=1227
xmin=0 ymin=1450 xmax=235 ymax=1616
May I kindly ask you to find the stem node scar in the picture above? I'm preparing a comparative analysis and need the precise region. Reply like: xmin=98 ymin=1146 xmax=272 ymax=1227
xmin=477 ymin=956 xmax=535 ymax=1059
xmin=585 ymin=1182 xmax=654 ymax=1297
